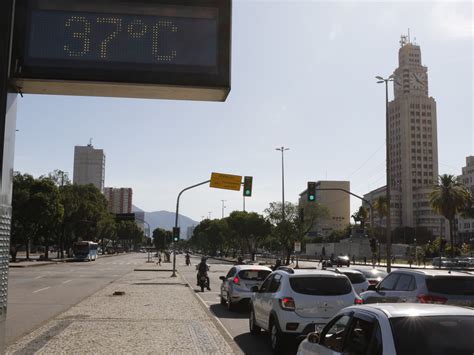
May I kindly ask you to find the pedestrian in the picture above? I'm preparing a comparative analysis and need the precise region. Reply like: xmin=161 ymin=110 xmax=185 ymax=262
xmin=157 ymin=252 xmax=162 ymax=266
xmin=363 ymin=256 xmax=367 ymax=265
xmin=352 ymin=255 xmax=355 ymax=264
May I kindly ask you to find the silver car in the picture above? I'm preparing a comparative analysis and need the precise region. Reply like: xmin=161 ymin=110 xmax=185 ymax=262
xmin=297 ymin=303 xmax=474 ymax=355
xmin=328 ymin=268 xmax=369 ymax=295
xmin=361 ymin=269 xmax=474 ymax=307
xmin=219 ymin=265 xmax=272 ymax=311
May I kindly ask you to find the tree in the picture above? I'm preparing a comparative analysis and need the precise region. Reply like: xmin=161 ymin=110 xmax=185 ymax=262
xmin=12 ymin=173 xmax=35 ymax=260
xmin=351 ymin=206 xmax=368 ymax=229
xmin=265 ymin=201 xmax=329 ymax=264
xmin=11 ymin=174 xmax=63 ymax=260
xmin=43 ymin=170 xmax=71 ymax=187
xmin=430 ymin=174 xmax=471 ymax=258
xmin=117 ymin=221 xmax=145 ymax=251
xmin=226 ymin=211 xmax=271 ymax=259
xmin=153 ymin=228 xmax=171 ymax=251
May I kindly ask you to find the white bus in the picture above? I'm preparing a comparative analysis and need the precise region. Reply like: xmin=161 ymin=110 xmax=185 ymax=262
xmin=73 ymin=241 xmax=99 ymax=261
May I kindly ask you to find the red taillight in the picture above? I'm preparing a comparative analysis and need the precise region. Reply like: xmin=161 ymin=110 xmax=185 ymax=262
xmin=280 ymin=297 xmax=296 ymax=311
xmin=354 ymin=298 xmax=364 ymax=305
xmin=368 ymin=280 xmax=378 ymax=285
xmin=417 ymin=294 xmax=447 ymax=304
xmin=233 ymin=276 xmax=240 ymax=285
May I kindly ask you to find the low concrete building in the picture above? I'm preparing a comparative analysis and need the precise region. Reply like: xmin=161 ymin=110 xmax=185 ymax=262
xmin=299 ymin=180 xmax=350 ymax=236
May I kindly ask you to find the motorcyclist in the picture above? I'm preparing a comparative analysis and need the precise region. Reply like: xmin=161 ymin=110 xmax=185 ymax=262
xmin=196 ymin=257 xmax=211 ymax=290
xmin=185 ymin=253 xmax=191 ymax=266
xmin=272 ymin=259 xmax=282 ymax=271
xmin=235 ymin=256 xmax=245 ymax=265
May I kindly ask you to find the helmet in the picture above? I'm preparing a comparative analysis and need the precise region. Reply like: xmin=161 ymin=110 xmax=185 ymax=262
xmin=237 ymin=256 xmax=243 ymax=262
xmin=201 ymin=256 xmax=206 ymax=262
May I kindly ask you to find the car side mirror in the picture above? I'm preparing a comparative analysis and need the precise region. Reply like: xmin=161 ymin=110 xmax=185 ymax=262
xmin=367 ymin=284 xmax=377 ymax=291
xmin=219 ymin=276 xmax=226 ymax=281
xmin=251 ymin=285 xmax=259 ymax=292
xmin=307 ymin=332 xmax=320 ymax=344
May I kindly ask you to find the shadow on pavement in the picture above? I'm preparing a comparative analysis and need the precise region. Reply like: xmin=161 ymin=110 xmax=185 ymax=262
xmin=233 ymin=333 xmax=273 ymax=355
xmin=209 ymin=304 xmax=248 ymax=319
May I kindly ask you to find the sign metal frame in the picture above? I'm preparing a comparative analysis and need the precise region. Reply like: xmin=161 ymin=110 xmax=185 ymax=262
xmin=10 ymin=0 xmax=231 ymax=101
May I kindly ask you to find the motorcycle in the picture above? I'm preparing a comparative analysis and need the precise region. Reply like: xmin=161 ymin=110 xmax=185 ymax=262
xmin=196 ymin=264 xmax=210 ymax=292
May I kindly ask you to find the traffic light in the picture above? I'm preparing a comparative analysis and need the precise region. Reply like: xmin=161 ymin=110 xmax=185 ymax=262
xmin=172 ymin=227 xmax=180 ymax=242
xmin=307 ymin=182 xmax=316 ymax=202
xmin=243 ymin=176 xmax=253 ymax=197
xmin=370 ymin=238 xmax=377 ymax=253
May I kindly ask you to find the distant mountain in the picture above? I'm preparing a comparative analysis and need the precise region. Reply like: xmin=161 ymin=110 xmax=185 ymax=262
xmin=132 ymin=205 xmax=198 ymax=239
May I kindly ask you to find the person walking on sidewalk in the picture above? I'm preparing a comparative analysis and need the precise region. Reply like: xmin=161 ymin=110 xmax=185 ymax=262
xmin=157 ymin=252 xmax=162 ymax=266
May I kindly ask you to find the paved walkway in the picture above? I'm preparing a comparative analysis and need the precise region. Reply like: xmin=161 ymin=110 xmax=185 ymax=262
xmin=6 ymin=262 xmax=239 ymax=354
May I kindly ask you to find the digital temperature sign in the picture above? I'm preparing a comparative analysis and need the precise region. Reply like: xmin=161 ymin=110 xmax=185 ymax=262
xmin=10 ymin=0 xmax=231 ymax=101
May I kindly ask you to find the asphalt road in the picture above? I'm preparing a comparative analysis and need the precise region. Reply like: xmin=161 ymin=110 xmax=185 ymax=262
xmin=6 ymin=252 xmax=150 ymax=345
xmin=177 ymin=255 xmax=395 ymax=355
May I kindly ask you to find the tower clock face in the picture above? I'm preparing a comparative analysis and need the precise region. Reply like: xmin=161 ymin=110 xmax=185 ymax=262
xmin=410 ymin=72 xmax=426 ymax=89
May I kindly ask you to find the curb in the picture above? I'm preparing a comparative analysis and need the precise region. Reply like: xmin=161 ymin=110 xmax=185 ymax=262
xmin=179 ymin=271 xmax=243 ymax=355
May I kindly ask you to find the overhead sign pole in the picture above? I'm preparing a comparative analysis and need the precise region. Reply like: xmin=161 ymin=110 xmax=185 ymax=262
xmin=0 ymin=0 xmax=18 ymax=352
xmin=172 ymin=180 xmax=211 ymax=277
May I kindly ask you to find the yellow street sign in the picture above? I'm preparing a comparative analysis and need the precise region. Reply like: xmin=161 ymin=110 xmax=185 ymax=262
xmin=210 ymin=172 xmax=242 ymax=191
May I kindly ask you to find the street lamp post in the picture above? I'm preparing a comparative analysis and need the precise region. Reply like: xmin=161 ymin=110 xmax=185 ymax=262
xmin=376 ymin=75 xmax=394 ymax=273
xmin=221 ymin=200 xmax=226 ymax=219
xmin=275 ymin=147 xmax=290 ymax=221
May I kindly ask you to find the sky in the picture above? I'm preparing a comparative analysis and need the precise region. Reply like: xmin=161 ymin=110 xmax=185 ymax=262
xmin=14 ymin=0 xmax=473 ymax=223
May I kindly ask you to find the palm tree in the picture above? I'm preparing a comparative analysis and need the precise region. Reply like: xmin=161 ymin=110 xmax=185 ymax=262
xmin=430 ymin=174 xmax=471 ymax=258
xmin=373 ymin=196 xmax=388 ymax=229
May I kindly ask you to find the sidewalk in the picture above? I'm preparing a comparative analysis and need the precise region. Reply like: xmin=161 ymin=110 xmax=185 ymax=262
xmin=6 ymin=262 xmax=239 ymax=354
xmin=9 ymin=253 xmax=133 ymax=268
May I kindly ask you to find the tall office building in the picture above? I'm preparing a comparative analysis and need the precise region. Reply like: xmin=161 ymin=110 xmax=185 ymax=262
xmin=73 ymin=144 xmax=106 ymax=192
xmin=364 ymin=35 xmax=444 ymax=237
xmin=457 ymin=156 xmax=474 ymax=241
xmin=104 ymin=187 xmax=133 ymax=214
xmin=299 ymin=180 xmax=350 ymax=236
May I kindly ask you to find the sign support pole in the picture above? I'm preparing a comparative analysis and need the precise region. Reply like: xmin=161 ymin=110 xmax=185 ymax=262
xmin=0 ymin=0 xmax=17 ymax=352
xmin=172 ymin=180 xmax=210 ymax=277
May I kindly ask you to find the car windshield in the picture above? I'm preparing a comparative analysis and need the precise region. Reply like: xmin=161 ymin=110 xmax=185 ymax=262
xmin=289 ymin=276 xmax=352 ymax=295
xmin=426 ymin=277 xmax=474 ymax=295
xmin=360 ymin=269 xmax=387 ymax=279
xmin=342 ymin=272 xmax=366 ymax=284
xmin=390 ymin=316 xmax=474 ymax=355
xmin=238 ymin=270 xmax=271 ymax=281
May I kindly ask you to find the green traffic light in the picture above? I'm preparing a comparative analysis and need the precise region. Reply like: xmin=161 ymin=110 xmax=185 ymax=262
xmin=245 ymin=189 xmax=251 ymax=196
xmin=309 ymin=195 xmax=315 ymax=201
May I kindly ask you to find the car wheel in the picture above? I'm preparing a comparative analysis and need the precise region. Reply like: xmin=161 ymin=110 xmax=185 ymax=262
xmin=220 ymin=294 xmax=226 ymax=306
xmin=270 ymin=320 xmax=284 ymax=354
xmin=249 ymin=308 xmax=261 ymax=335
xmin=226 ymin=293 xmax=234 ymax=311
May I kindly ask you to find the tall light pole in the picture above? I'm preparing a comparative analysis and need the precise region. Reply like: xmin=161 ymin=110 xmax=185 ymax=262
xmin=376 ymin=75 xmax=394 ymax=273
xmin=221 ymin=200 xmax=226 ymax=218
xmin=208 ymin=211 xmax=212 ymax=219
xmin=275 ymin=147 xmax=290 ymax=221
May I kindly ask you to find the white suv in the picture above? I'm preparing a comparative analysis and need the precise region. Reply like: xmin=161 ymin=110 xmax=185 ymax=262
xmin=249 ymin=267 xmax=361 ymax=353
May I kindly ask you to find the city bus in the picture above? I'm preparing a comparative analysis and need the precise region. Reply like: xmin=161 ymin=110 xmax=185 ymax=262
xmin=73 ymin=241 xmax=99 ymax=261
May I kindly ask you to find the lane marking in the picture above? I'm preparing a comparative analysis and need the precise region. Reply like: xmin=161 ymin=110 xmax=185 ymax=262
xmin=62 ymin=280 xmax=72 ymax=284
xmin=33 ymin=287 xmax=51 ymax=293
xmin=34 ymin=275 xmax=45 ymax=280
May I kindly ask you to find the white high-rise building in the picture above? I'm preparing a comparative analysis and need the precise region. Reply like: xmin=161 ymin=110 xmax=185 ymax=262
xmin=364 ymin=35 xmax=445 ymax=237
xmin=73 ymin=144 xmax=106 ymax=192
xmin=457 ymin=156 xmax=474 ymax=242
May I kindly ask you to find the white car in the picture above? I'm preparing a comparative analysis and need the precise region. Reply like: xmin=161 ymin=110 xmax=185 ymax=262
xmin=249 ymin=267 xmax=361 ymax=353
xmin=297 ymin=303 xmax=474 ymax=355
xmin=360 ymin=269 xmax=474 ymax=307
xmin=219 ymin=264 xmax=272 ymax=311
xmin=327 ymin=268 xmax=369 ymax=295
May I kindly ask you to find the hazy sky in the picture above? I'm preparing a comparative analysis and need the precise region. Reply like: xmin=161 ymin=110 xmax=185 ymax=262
xmin=14 ymin=0 xmax=473 ymax=222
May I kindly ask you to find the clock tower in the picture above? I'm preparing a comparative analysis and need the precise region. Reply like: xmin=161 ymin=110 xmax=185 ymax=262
xmin=384 ymin=34 xmax=442 ymax=237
